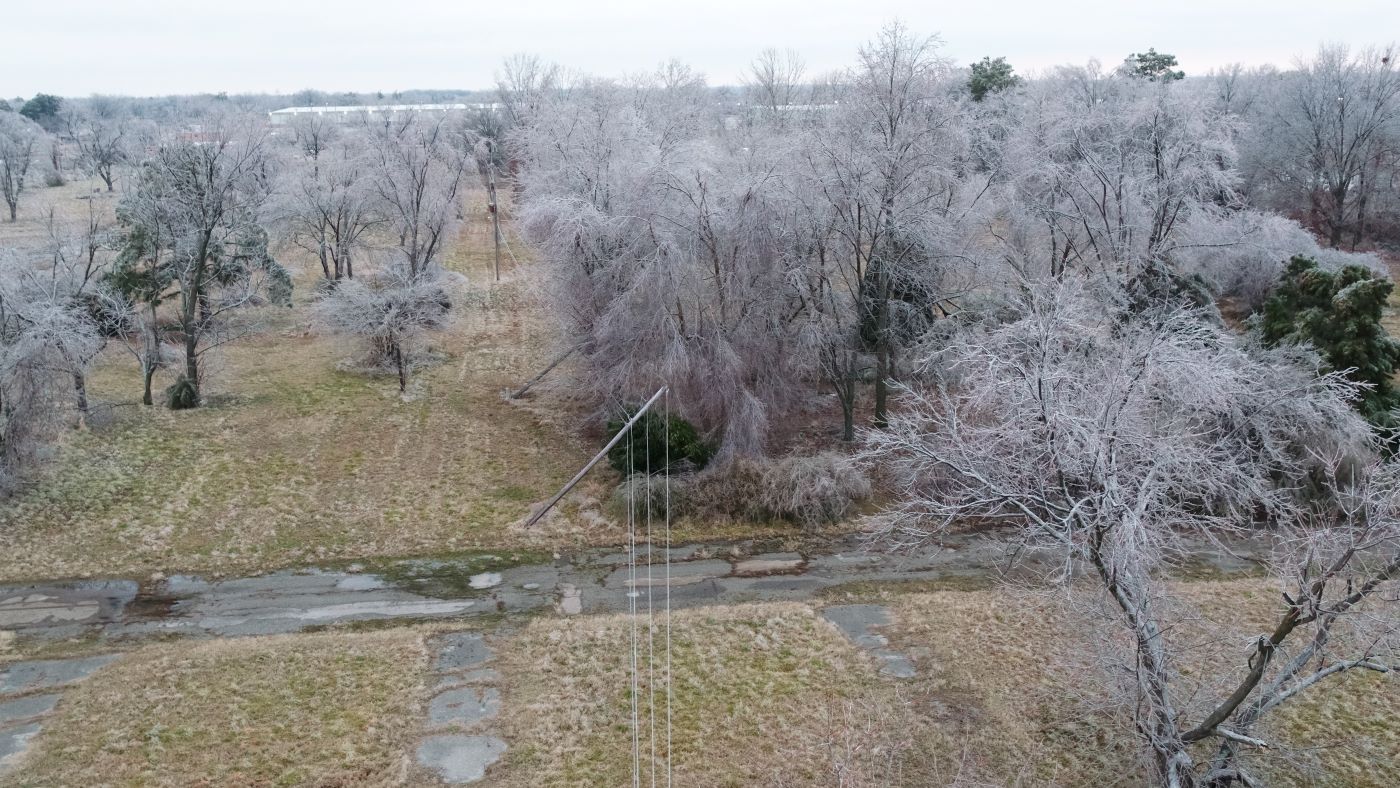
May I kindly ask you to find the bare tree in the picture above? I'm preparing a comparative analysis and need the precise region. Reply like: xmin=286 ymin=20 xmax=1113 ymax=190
xmin=34 ymin=204 xmax=118 ymax=421
xmin=995 ymin=73 xmax=1238 ymax=288
xmin=314 ymin=263 xmax=464 ymax=392
xmin=867 ymin=281 xmax=1395 ymax=787
xmin=287 ymin=112 xmax=340 ymax=163
xmin=805 ymin=21 xmax=969 ymax=427
xmin=0 ymin=252 xmax=103 ymax=491
xmin=745 ymin=48 xmax=807 ymax=128
xmin=0 ymin=112 xmax=43 ymax=221
xmin=496 ymin=53 xmax=562 ymax=130
xmin=69 ymin=110 xmax=131 ymax=192
xmin=268 ymin=136 xmax=382 ymax=281
xmin=364 ymin=112 xmax=473 ymax=279
xmin=1260 ymin=44 xmax=1400 ymax=248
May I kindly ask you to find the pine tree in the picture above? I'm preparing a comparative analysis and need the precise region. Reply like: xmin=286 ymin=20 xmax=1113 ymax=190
xmin=1261 ymin=255 xmax=1400 ymax=430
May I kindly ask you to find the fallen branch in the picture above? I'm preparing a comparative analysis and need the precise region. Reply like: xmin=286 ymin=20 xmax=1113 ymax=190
xmin=510 ymin=342 xmax=583 ymax=399
xmin=1213 ymin=728 xmax=1271 ymax=749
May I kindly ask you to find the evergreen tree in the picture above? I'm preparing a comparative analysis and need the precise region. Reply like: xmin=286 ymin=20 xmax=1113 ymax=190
xmin=19 ymin=94 xmax=62 ymax=131
xmin=1261 ymin=255 xmax=1400 ymax=430
xmin=1124 ymin=49 xmax=1185 ymax=82
xmin=968 ymin=56 xmax=1020 ymax=101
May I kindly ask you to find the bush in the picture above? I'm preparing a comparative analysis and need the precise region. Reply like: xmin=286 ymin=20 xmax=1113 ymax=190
xmin=1174 ymin=212 xmax=1387 ymax=312
xmin=43 ymin=170 xmax=65 ymax=188
xmin=689 ymin=453 xmax=871 ymax=530
xmin=689 ymin=459 xmax=768 ymax=521
xmin=606 ymin=409 xmax=713 ymax=476
xmin=611 ymin=474 xmax=688 ymax=522
xmin=758 ymin=453 xmax=871 ymax=529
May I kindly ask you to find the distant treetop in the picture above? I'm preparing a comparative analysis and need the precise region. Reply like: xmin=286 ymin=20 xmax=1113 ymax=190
xmin=968 ymin=56 xmax=1021 ymax=101
xmin=20 ymin=93 xmax=62 ymax=126
xmin=1124 ymin=49 xmax=1185 ymax=82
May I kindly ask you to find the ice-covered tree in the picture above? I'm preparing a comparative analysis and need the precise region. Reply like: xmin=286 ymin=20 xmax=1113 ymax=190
xmin=0 ymin=112 xmax=43 ymax=222
xmin=0 ymin=252 xmax=103 ymax=490
xmin=114 ymin=119 xmax=290 ymax=408
xmin=364 ymin=112 xmax=473 ymax=279
xmin=868 ymin=281 xmax=1396 ymax=787
xmin=1249 ymin=45 xmax=1400 ymax=248
xmin=268 ymin=136 xmax=382 ymax=282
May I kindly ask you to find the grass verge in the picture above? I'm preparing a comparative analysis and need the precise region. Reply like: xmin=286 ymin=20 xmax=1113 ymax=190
xmin=494 ymin=602 xmax=920 ymax=786
xmin=10 ymin=628 xmax=427 ymax=786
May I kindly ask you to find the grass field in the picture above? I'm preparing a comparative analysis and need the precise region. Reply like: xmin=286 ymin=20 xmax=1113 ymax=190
xmin=10 ymin=628 xmax=428 ymax=787
xmin=4 ymin=580 xmax=1391 ymax=786
xmin=0 ymin=181 xmax=603 ymax=581
xmin=495 ymin=602 xmax=918 ymax=787
xmin=879 ymin=581 xmax=1400 ymax=787
xmin=494 ymin=581 xmax=1397 ymax=787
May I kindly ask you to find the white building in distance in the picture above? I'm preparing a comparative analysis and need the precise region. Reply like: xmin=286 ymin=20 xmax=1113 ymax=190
xmin=268 ymin=103 xmax=499 ymax=125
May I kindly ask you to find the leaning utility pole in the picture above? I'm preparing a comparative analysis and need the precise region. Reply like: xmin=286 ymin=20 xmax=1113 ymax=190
xmin=522 ymin=387 xmax=668 ymax=529
xmin=486 ymin=140 xmax=502 ymax=281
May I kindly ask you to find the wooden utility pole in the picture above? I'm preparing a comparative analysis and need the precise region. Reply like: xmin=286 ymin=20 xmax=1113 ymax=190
xmin=486 ymin=140 xmax=502 ymax=281
xmin=523 ymin=387 xmax=668 ymax=529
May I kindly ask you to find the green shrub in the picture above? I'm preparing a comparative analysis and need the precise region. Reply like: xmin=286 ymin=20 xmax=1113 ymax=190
xmin=606 ymin=408 xmax=712 ymax=476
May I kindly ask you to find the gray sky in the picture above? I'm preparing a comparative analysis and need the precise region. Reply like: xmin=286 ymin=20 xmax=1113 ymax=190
xmin=5 ymin=0 xmax=1397 ymax=97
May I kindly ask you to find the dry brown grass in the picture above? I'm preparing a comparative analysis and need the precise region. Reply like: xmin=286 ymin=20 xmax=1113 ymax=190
xmin=494 ymin=602 xmax=919 ymax=787
xmin=883 ymin=580 xmax=1400 ymax=787
xmin=486 ymin=581 xmax=1399 ymax=787
xmin=8 ymin=628 xmax=428 ymax=787
xmin=0 ymin=176 xmax=117 ymax=248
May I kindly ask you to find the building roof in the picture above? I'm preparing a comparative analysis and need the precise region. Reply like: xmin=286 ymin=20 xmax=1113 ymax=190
xmin=269 ymin=103 xmax=498 ymax=116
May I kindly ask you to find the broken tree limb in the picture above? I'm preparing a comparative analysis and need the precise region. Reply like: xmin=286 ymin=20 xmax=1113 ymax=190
xmin=510 ymin=342 xmax=583 ymax=399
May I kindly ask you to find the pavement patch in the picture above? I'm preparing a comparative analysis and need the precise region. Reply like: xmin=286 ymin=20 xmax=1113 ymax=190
xmin=821 ymin=604 xmax=916 ymax=679
xmin=0 ymin=654 xmax=121 ymax=695
xmin=428 ymin=687 xmax=501 ymax=728
xmin=418 ymin=631 xmax=507 ymax=783
xmin=417 ymin=734 xmax=507 ymax=784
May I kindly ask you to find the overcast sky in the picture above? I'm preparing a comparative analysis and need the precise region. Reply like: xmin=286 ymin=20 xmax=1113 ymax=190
xmin=5 ymin=0 xmax=1398 ymax=97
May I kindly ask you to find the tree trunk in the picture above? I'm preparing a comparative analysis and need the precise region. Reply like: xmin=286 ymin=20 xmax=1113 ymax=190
xmin=184 ymin=330 xmax=201 ymax=404
xmin=840 ymin=384 xmax=855 ymax=442
xmin=874 ymin=347 xmax=889 ymax=428
xmin=834 ymin=349 xmax=857 ymax=442
xmin=142 ymin=305 xmax=158 ymax=406
xmin=142 ymin=363 xmax=155 ymax=407
xmin=1352 ymin=166 xmax=1370 ymax=250
xmin=394 ymin=344 xmax=407 ymax=393
xmin=1090 ymin=530 xmax=1197 ymax=787
xmin=1328 ymin=185 xmax=1348 ymax=248
xmin=73 ymin=371 xmax=89 ymax=429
